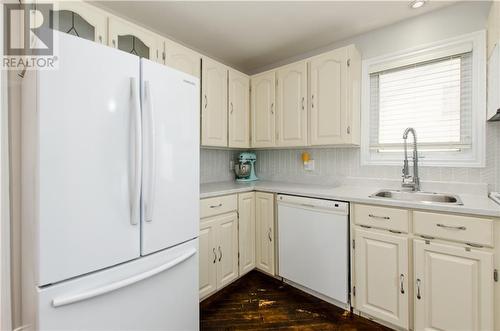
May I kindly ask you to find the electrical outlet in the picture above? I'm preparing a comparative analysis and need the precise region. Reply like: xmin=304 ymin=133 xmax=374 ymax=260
xmin=229 ymin=160 xmax=235 ymax=171
xmin=304 ymin=160 xmax=315 ymax=171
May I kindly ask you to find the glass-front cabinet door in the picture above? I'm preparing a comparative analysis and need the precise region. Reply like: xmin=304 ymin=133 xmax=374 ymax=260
xmin=108 ymin=16 xmax=162 ymax=63
xmin=50 ymin=1 xmax=107 ymax=44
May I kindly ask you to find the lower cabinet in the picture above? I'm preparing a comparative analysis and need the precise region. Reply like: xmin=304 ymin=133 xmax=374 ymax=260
xmin=354 ymin=228 xmax=409 ymax=329
xmin=238 ymin=192 xmax=256 ymax=275
xmin=199 ymin=217 xmax=218 ymax=299
xmin=199 ymin=212 xmax=238 ymax=300
xmin=352 ymin=203 xmax=497 ymax=331
xmin=199 ymin=191 xmax=276 ymax=300
xmin=414 ymin=239 xmax=494 ymax=331
xmin=255 ymin=192 xmax=275 ymax=275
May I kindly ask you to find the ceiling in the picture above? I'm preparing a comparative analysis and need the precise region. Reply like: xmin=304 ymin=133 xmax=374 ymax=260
xmin=96 ymin=1 xmax=458 ymax=74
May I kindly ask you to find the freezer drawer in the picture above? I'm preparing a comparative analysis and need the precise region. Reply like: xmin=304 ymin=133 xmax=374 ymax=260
xmin=34 ymin=240 xmax=198 ymax=331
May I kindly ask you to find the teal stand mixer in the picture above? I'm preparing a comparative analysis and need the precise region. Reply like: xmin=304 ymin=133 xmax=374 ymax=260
xmin=234 ymin=152 xmax=258 ymax=182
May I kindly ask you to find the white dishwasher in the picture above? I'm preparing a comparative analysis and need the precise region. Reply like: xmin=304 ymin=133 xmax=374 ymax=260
xmin=277 ymin=194 xmax=349 ymax=307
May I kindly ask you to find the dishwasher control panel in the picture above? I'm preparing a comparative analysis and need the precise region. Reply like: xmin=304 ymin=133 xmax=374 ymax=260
xmin=277 ymin=194 xmax=349 ymax=214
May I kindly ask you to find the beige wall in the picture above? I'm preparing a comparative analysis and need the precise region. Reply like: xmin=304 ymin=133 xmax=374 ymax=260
xmin=252 ymin=1 xmax=491 ymax=74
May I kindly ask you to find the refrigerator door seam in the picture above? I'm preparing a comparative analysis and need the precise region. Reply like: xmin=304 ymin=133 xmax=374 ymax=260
xmin=143 ymin=80 xmax=156 ymax=223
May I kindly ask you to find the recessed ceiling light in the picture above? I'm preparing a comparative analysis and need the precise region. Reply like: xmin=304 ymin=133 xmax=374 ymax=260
xmin=410 ymin=0 xmax=426 ymax=9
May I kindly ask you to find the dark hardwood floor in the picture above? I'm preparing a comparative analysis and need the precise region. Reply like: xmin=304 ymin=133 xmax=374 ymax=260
xmin=200 ymin=270 xmax=391 ymax=330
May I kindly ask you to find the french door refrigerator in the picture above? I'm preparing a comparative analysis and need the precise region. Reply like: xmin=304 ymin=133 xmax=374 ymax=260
xmin=21 ymin=32 xmax=199 ymax=330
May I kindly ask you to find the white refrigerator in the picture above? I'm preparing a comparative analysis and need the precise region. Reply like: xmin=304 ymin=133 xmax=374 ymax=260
xmin=21 ymin=32 xmax=200 ymax=330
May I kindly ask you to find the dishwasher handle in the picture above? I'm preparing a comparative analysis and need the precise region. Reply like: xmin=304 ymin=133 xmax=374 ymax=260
xmin=277 ymin=194 xmax=349 ymax=215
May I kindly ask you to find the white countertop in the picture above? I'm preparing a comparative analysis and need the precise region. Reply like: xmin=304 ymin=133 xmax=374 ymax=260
xmin=200 ymin=180 xmax=500 ymax=218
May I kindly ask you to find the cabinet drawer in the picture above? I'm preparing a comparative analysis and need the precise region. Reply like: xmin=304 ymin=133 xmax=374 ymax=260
xmin=353 ymin=204 xmax=409 ymax=233
xmin=200 ymin=195 xmax=237 ymax=219
xmin=413 ymin=211 xmax=493 ymax=247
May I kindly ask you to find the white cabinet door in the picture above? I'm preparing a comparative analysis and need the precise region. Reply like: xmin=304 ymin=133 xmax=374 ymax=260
xmin=228 ymin=69 xmax=250 ymax=148
xmin=199 ymin=218 xmax=218 ymax=300
xmin=51 ymin=1 xmax=108 ymax=44
xmin=238 ymin=192 xmax=256 ymax=275
xmin=309 ymin=47 xmax=347 ymax=145
xmin=164 ymin=38 xmax=201 ymax=78
xmin=251 ymin=72 xmax=276 ymax=147
xmin=276 ymin=61 xmax=308 ymax=147
xmin=414 ymin=240 xmax=494 ymax=331
xmin=354 ymin=228 xmax=409 ymax=329
xmin=108 ymin=16 xmax=162 ymax=62
xmin=255 ymin=192 xmax=275 ymax=275
xmin=140 ymin=60 xmax=199 ymax=255
xmin=216 ymin=213 xmax=239 ymax=288
xmin=201 ymin=57 xmax=228 ymax=147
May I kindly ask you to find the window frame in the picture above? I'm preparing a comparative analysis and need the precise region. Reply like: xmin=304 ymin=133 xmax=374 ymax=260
xmin=361 ymin=31 xmax=486 ymax=168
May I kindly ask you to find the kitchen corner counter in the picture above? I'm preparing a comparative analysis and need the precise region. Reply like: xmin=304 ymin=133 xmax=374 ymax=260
xmin=200 ymin=181 xmax=500 ymax=218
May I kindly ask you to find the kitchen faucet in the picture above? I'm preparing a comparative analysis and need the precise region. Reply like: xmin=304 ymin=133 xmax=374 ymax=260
xmin=402 ymin=127 xmax=420 ymax=191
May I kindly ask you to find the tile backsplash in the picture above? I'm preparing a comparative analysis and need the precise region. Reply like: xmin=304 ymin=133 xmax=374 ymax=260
xmin=200 ymin=124 xmax=500 ymax=190
xmin=200 ymin=148 xmax=237 ymax=184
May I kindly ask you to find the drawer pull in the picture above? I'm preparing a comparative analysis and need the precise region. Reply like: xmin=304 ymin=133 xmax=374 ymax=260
xmin=436 ymin=223 xmax=466 ymax=231
xmin=218 ymin=246 xmax=222 ymax=262
xmin=466 ymin=242 xmax=483 ymax=248
xmin=212 ymin=248 xmax=217 ymax=264
xmin=400 ymin=274 xmax=405 ymax=294
xmin=416 ymin=279 xmax=421 ymax=300
xmin=368 ymin=214 xmax=390 ymax=220
xmin=210 ymin=203 xmax=223 ymax=209
xmin=268 ymin=228 xmax=272 ymax=242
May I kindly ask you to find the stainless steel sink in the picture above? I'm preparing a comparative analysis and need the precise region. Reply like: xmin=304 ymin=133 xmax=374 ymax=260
xmin=369 ymin=189 xmax=463 ymax=205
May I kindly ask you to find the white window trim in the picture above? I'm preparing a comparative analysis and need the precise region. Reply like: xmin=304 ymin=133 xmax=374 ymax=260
xmin=361 ymin=30 xmax=486 ymax=168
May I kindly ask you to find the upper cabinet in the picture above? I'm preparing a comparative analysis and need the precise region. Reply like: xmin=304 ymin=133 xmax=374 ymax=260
xmin=163 ymin=39 xmax=201 ymax=78
xmin=276 ymin=61 xmax=308 ymax=147
xmin=50 ymin=1 xmax=107 ymax=44
xmin=108 ymin=16 xmax=162 ymax=62
xmin=228 ymin=69 xmax=250 ymax=148
xmin=251 ymin=71 xmax=276 ymax=148
xmin=250 ymin=44 xmax=360 ymax=148
xmin=200 ymin=60 xmax=251 ymax=148
xmin=201 ymin=57 xmax=228 ymax=147
xmin=309 ymin=45 xmax=360 ymax=146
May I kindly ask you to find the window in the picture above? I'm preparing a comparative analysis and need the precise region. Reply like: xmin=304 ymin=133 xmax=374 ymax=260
xmin=361 ymin=32 xmax=486 ymax=167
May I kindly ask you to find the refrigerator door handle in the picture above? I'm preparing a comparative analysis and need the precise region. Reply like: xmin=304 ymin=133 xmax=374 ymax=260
xmin=143 ymin=80 xmax=156 ymax=223
xmin=51 ymin=248 xmax=197 ymax=308
xmin=129 ymin=77 xmax=142 ymax=225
